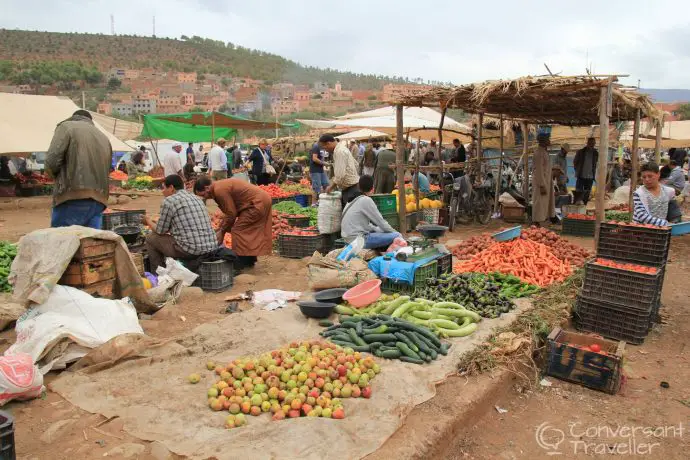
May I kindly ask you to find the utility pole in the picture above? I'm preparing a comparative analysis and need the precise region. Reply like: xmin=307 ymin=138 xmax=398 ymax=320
xmin=110 ymin=14 xmax=115 ymax=35
xmin=81 ymin=91 xmax=85 ymax=109
xmin=152 ymin=16 xmax=156 ymax=38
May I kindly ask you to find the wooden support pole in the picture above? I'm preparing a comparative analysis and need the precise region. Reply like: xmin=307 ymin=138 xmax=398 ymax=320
xmin=654 ymin=119 xmax=662 ymax=164
xmin=594 ymin=84 xmax=610 ymax=244
xmin=494 ymin=115 xmax=504 ymax=212
xmin=521 ymin=122 xmax=529 ymax=200
xmin=438 ymin=104 xmax=447 ymax=198
xmin=477 ymin=113 xmax=484 ymax=164
xmin=415 ymin=136 xmax=421 ymax=212
xmin=395 ymin=105 xmax=406 ymax=236
xmin=628 ymin=109 xmax=640 ymax=211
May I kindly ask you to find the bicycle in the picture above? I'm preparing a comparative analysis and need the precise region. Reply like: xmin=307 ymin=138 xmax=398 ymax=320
xmin=447 ymin=173 xmax=493 ymax=230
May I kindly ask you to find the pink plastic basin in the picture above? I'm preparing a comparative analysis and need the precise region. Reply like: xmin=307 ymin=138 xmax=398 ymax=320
xmin=343 ymin=279 xmax=382 ymax=308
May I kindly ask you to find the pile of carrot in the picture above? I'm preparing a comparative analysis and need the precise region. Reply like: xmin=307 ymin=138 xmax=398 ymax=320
xmin=453 ymin=238 xmax=573 ymax=287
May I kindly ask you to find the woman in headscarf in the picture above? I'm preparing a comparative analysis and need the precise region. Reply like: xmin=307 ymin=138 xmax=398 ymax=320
xmin=360 ymin=145 xmax=376 ymax=177
xmin=126 ymin=151 xmax=147 ymax=179
xmin=193 ymin=177 xmax=273 ymax=268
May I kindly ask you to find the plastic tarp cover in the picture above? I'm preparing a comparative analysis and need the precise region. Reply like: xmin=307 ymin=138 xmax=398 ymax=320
xmin=141 ymin=115 xmax=236 ymax=143
xmin=49 ymin=298 xmax=532 ymax=460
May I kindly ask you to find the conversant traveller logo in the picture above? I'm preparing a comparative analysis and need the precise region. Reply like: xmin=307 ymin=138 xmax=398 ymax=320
xmin=535 ymin=421 xmax=684 ymax=456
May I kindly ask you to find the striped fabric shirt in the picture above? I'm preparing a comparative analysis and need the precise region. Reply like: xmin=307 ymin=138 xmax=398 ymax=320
xmin=632 ymin=186 xmax=673 ymax=227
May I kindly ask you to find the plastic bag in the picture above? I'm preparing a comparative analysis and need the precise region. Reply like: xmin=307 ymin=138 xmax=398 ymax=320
xmin=386 ymin=237 xmax=408 ymax=253
xmin=0 ymin=353 xmax=44 ymax=406
xmin=252 ymin=289 xmax=301 ymax=311
xmin=336 ymin=235 xmax=365 ymax=262
xmin=318 ymin=192 xmax=342 ymax=234
xmin=156 ymin=257 xmax=198 ymax=287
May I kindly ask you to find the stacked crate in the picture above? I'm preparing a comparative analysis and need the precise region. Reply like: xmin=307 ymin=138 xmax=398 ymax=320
xmin=574 ymin=223 xmax=670 ymax=344
xmin=59 ymin=238 xmax=118 ymax=298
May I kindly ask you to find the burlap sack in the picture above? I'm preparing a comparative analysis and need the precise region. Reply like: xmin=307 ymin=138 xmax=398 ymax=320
xmin=306 ymin=252 xmax=377 ymax=290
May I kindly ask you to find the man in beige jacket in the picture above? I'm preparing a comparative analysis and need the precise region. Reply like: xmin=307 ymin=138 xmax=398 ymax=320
xmin=46 ymin=110 xmax=112 ymax=229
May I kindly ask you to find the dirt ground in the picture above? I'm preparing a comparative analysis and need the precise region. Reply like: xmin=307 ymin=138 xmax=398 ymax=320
xmin=0 ymin=195 xmax=688 ymax=459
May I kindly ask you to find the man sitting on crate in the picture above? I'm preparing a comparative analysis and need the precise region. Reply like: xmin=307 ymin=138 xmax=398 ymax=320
xmin=341 ymin=175 xmax=401 ymax=250
xmin=143 ymin=175 xmax=218 ymax=273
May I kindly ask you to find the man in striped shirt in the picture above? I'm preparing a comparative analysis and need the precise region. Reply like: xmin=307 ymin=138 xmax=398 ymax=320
xmin=632 ymin=162 xmax=676 ymax=226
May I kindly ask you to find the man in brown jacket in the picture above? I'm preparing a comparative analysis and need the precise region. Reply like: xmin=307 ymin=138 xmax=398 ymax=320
xmin=46 ymin=110 xmax=112 ymax=229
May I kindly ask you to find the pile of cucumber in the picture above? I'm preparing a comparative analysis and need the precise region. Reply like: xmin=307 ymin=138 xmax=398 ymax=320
xmin=318 ymin=315 xmax=450 ymax=365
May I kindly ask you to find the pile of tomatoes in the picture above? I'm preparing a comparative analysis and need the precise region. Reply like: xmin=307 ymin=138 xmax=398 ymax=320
xmin=594 ymin=258 xmax=658 ymax=274
xmin=607 ymin=221 xmax=670 ymax=230
xmin=260 ymin=184 xmax=293 ymax=198
xmin=566 ymin=213 xmax=595 ymax=220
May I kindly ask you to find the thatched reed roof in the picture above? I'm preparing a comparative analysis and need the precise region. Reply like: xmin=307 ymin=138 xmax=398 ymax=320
xmin=393 ymin=75 xmax=663 ymax=126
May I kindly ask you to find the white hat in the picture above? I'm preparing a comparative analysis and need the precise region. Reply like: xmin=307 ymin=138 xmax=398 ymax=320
xmin=172 ymin=142 xmax=182 ymax=147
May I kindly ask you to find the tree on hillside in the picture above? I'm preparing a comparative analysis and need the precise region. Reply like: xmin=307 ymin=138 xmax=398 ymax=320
xmin=107 ymin=77 xmax=122 ymax=90
xmin=677 ymin=103 xmax=690 ymax=120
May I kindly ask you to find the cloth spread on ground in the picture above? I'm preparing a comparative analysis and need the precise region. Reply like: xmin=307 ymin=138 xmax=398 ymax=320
xmin=367 ymin=254 xmax=439 ymax=284
xmin=9 ymin=226 xmax=156 ymax=313
xmin=49 ymin=298 xmax=532 ymax=460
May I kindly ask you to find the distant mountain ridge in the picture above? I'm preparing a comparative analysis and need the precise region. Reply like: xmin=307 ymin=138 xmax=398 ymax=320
xmin=640 ymin=88 xmax=690 ymax=103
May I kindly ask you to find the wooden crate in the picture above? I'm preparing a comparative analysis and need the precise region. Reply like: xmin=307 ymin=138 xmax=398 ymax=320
xmin=73 ymin=238 xmax=117 ymax=260
xmin=502 ymin=205 xmax=526 ymax=223
xmin=60 ymin=256 xmax=116 ymax=286
xmin=545 ymin=327 xmax=625 ymax=394
xmin=80 ymin=279 xmax=115 ymax=299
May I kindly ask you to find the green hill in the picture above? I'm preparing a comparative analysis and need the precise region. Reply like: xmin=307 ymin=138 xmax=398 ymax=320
xmin=0 ymin=29 xmax=408 ymax=90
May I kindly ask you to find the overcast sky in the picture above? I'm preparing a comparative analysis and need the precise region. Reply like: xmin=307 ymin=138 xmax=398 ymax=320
xmin=1 ymin=0 xmax=688 ymax=88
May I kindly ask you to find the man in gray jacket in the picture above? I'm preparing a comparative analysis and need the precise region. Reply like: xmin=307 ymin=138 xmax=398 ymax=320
xmin=341 ymin=175 xmax=401 ymax=249
xmin=46 ymin=110 xmax=112 ymax=229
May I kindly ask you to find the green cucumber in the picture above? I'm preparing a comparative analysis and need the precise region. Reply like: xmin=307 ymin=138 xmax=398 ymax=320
xmin=431 ymin=307 xmax=482 ymax=323
xmin=348 ymin=328 xmax=367 ymax=347
xmin=318 ymin=319 xmax=334 ymax=327
xmin=439 ymin=342 xmax=450 ymax=355
xmin=440 ymin=323 xmax=478 ymax=337
xmin=381 ymin=296 xmax=410 ymax=315
xmin=399 ymin=356 xmax=425 ymax=364
xmin=396 ymin=322 xmax=442 ymax=347
xmin=404 ymin=331 xmax=432 ymax=354
xmin=351 ymin=344 xmax=370 ymax=352
xmin=391 ymin=301 xmax=420 ymax=318
xmin=394 ymin=332 xmax=418 ymax=352
xmin=429 ymin=318 xmax=460 ymax=330
xmin=362 ymin=333 xmax=398 ymax=343
xmin=362 ymin=325 xmax=388 ymax=335
xmin=335 ymin=304 xmax=358 ymax=315
xmin=380 ymin=349 xmax=402 ymax=359
xmin=396 ymin=342 xmax=421 ymax=360
xmin=355 ymin=322 xmax=363 ymax=336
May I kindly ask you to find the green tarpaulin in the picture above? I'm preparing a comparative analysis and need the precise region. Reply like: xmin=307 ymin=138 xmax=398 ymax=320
xmin=141 ymin=112 xmax=298 ymax=142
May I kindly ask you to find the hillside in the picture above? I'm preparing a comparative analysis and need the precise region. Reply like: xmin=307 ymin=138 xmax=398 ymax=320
xmin=0 ymin=29 xmax=406 ymax=90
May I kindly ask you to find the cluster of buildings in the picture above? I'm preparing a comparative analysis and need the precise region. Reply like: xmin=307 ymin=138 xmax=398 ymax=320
xmin=90 ymin=69 xmax=437 ymax=119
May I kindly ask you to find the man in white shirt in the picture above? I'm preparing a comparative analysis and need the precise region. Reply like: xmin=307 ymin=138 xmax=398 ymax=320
xmin=208 ymin=138 xmax=228 ymax=180
xmin=195 ymin=145 xmax=205 ymax=165
xmin=163 ymin=142 xmax=184 ymax=177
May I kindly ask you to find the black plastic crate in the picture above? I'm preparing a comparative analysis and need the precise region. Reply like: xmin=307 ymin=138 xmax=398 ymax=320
xmin=436 ymin=253 xmax=453 ymax=276
xmin=574 ymin=295 xmax=651 ymax=345
xmin=382 ymin=260 xmax=438 ymax=294
xmin=545 ymin=328 xmax=624 ymax=394
xmin=285 ymin=215 xmax=310 ymax=228
xmin=102 ymin=211 xmax=127 ymax=231
xmin=195 ymin=260 xmax=233 ymax=292
xmin=580 ymin=261 xmax=662 ymax=311
xmin=278 ymin=232 xmax=324 ymax=258
xmin=562 ymin=217 xmax=595 ymax=237
xmin=334 ymin=238 xmax=347 ymax=250
xmin=0 ymin=411 xmax=15 ymax=460
xmin=320 ymin=232 xmax=341 ymax=253
xmin=596 ymin=223 xmax=670 ymax=267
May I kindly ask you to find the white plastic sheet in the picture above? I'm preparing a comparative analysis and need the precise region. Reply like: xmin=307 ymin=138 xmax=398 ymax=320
xmin=5 ymin=285 xmax=144 ymax=372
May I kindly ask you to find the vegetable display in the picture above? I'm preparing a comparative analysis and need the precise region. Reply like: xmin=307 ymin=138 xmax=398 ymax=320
xmin=453 ymin=238 xmax=573 ymax=288
xmin=566 ymin=213 xmax=595 ymax=220
xmin=416 ymin=273 xmax=522 ymax=318
xmin=334 ymin=296 xmax=481 ymax=338
xmin=604 ymin=211 xmax=631 ymax=222
xmin=594 ymin=258 xmax=658 ymax=274
xmin=199 ymin=340 xmax=379 ymax=427
xmin=279 ymin=183 xmax=313 ymax=196
xmin=109 ymin=170 xmax=128 ymax=181
xmin=0 ymin=241 xmax=17 ymax=293
xmin=272 ymin=201 xmax=318 ymax=225
xmin=451 ymin=234 xmax=495 ymax=261
xmin=606 ymin=221 xmax=669 ymax=230
xmin=320 ymin=314 xmax=455 ymax=363
xmin=520 ymin=227 xmax=591 ymax=267
xmin=260 ymin=184 xmax=292 ymax=198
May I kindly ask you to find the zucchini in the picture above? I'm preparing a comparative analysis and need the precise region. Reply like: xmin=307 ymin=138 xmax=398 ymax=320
xmin=318 ymin=319 xmax=334 ymax=327
xmin=394 ymin=332 xmax=418 ymax=352
xmin=391 ymin=301 xmax=420 ymax=318
xmin=362 ymin=333 xmax=398 ymax=343
xmin=399 ymin=356 xmax=425 ymax=364
xmin=429 ymin=318 xmax=460 ymax=330
xmin=381 ymin=296 xmax=410 ymax=315
xmin=335 ymin=304 xmax=357 ymax=315
xmin=348 ymin=328 xmax=367 ymax=347
xmin=380 ymin=349 xmax=402 ymax=359
xmin=431 ymin=307 xmax=482 ymax=323
xmin=440 ymin=323 xmax=478 ymax=337
xmin=395 ymin=342 xmax=421 ymax=360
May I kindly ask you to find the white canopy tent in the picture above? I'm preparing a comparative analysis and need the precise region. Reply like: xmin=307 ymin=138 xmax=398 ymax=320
xmin=0 ymin=93 xmax=133 ymax=156
xmin=89 ymin=111 xmax=143 ymax=142
xmin=298 ymin=105 xmax=471 ymax=133
xmin=335 ymin=128 xmax=390 ymax=141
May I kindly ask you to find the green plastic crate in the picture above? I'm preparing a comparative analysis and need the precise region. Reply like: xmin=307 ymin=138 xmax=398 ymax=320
xmin=381 ymin=260 xmax=438 ymax=294
xmin=371 ymin=194 xmax=397 ymax=214
xmin=382 ymin=212 xmax=400 ymax=231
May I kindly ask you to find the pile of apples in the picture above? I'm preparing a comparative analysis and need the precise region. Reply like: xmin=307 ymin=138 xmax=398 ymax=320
xmin=190 ymin=340 xmax=381 ymax=429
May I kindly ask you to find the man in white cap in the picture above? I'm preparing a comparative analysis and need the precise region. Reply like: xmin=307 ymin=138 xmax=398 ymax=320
xmin=163 ymin=142 xmax=184 ymax=178
xmin=208 ymin=137 xmax=228 ymax=180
